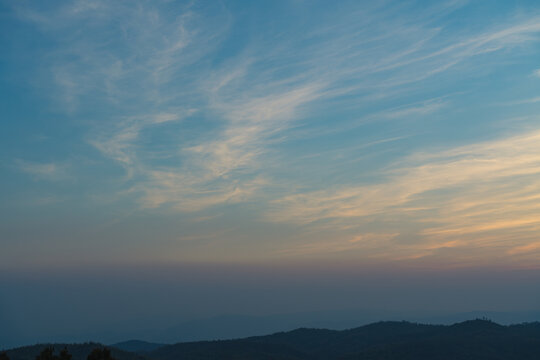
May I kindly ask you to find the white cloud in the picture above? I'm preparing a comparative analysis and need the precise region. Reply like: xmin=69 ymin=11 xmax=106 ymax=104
xmin=505 ymin=96 xmax=540 ymax=105
xmin=16 ymin=0 xmax=540 ymax=220
xmin=132 ymin=84 xmax=321 ymax=211
xmin=266 ymin=129 xmax=540 ymax=262
xmin=16 ymin=160 xmax=68 ymax=181
xmin=91 ymin=110 xmax=193 ymax=169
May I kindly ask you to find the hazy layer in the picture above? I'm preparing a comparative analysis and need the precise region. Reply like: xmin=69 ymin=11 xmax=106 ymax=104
xmin=2 ymin=263 xmax=539 ymax=348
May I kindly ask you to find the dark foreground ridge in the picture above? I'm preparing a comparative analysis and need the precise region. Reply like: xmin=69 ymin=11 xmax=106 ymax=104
xmin=5 ymin=319 xmax=540 ymax=360
xmin=3 ymin=344 xmax=148 ymax=360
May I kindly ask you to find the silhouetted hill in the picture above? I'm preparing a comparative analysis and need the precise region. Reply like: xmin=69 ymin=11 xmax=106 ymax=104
xmin=341 ymin=321 xmax=540 ymax=360
xmin=5 ymin=343 xmax=148 ymax=360
xmin=5 ymin=320 xmax=540 ymax=360
xmin=155 ymin=310 xmax=397 ymax=343
xmin=146 ymin=310 xmax=540 ymax=345
xmin=148 ymin=320 xmax=540 ymax=360
xmin=110 ymin=341 xmax=166 ymax=353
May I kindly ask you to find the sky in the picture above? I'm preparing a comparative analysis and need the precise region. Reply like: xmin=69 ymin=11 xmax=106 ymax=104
xmin=2 ymin=0 xmax=540 ymax=348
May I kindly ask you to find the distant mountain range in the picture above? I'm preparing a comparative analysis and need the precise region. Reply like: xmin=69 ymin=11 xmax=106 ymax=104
xmin=3 ymin=309 xmax=539 ymax=348
xmin=5 ymin=319 xmax=540 ymax=360
xmin=149 ymin=309 xmax=540 ymax=343
xmin=109 ymin=341 xmax=166 ymax=353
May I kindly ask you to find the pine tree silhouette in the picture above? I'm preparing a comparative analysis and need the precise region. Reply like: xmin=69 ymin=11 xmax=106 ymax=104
xmin=58 ymin=348 xmax=72 ymax=360
xmin=87 ymin=348 xmax=114 ymax=360
xmin=35 ymin=347 xmax=55 ymax=360
xmin=34 ymin=346 xmax=72 ymax=360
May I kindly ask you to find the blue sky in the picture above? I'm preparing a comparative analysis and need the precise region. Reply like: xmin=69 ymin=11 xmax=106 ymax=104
xmin=2 ymin=0 xmax=540 ymax=269
xmin=4 ymin=0 xmax=540 ymax=349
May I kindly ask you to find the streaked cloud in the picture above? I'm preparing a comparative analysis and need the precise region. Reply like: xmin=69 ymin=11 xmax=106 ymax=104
xmin=16 ymin=160 xmax=68 ymax=181
xmin=137 ymin=83 xmax=322 ymax=211
xmin=267 ymin=129 xmax=540 ymax=264
xmin=4 ymin=0 xmax=540 ymax=268
xmin=507 ymin=96 xmax=540 ymax=105
xmin=90 ymin=110 xmax=194 ymax=173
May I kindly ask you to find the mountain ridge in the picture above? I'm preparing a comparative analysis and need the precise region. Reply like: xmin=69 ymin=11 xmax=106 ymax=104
xmin=109 ymin=341 xmax=166 ymax=353
xmin=5 ymin=320 xmax=540 ymax=360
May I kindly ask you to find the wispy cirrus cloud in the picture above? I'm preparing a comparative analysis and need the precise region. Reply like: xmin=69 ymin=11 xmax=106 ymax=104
xmin=90 ymin=110 xmax=195 ymax=173
xmin=135 ymin=83 xmax=321 ymax=211
xmin=6 ymin=0 xmax=540 ymax=270
xmin=506 ymin=96 xmax=540 ymax=105
xmin=266 ymin=129 xmax=540 ymax=264
xmin=16 ymin=0 xmax=226 ymax=109
xmin=16 ymin=160 xmax=68 ymax=181
xmin=14 ymin=0 xmax=540 ymax=223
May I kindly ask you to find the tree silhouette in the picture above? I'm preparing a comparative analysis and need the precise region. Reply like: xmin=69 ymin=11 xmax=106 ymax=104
xmin=58 ymin=348 xmax=72 ymax=360
xmin=87 ymin=348 xmax=114 ymax=360
xmin=35 ymin=347 xmax=72 ymax=360
xmin=0 ymin=352 xmax=10 ymax=360
xmin=35 ymin=347 xmax=55 ymax=360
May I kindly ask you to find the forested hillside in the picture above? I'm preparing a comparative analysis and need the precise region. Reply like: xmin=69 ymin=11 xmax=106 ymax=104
xmin=4 ymin=320 xmax=540 ymax=360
